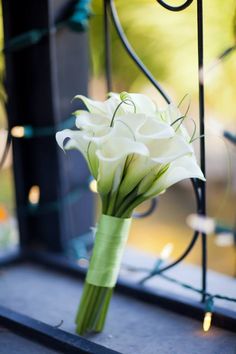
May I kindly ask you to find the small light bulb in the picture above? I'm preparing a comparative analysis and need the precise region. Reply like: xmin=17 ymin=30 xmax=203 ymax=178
xmin=203 ymin=312 xmax=212 ymax=332
xmin=215 ymin=233 xmax=234 ymax=247
xmin=160 ymin=243 xmax=173 ymax=261
xmin=89 ymin=179 xmax=97 ymax=193
xmin=28 ymin=185 xmax=40 ymax=205
xmin=186 ymin=214 xmax=215 ymax=234
xmin=77 ymin=258 xmax=89 ymax=268
xmin=11 ymin=126 xmax=25 ymax=138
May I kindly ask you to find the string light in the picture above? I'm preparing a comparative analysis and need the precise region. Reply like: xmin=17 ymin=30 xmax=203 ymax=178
xmin=122 ymin=262 xmax=236 ymax=332
xmin=203 ymin=312 xmax=212 ymax=332
xmin=215 ymin=233 xmax=235 ymax=247
xmin=89 ymin=178 xmax=98 ymax=193
xmin=186 ymin=213 xmax=235 ymax=248
xmin=139 ymin=243 xmax=173 ymax=284
xmin=2 ymin=1 xmax=92 ymax=54
xmin=11 ymin=126 xmax=27 ymax=138
xmin=28 ymin=185 xmax=40 ymax=205
xmin=77 ymin=258 xmax=89 ymax=268
xmin=152 ymin=243 xmax=173 ymax=272
xmin=10 ymin=116 xmax=76 ymax=140
xmin=160 ymin=243 xmax=173 ymax=260
xmin=186 ymin=214 xmax=215 ymax=234
xmin=203 ymin=297 xmax=214 ymax=332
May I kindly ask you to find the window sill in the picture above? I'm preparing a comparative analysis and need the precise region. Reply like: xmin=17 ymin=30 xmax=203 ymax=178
xmin=0 ymin=253 xmax=235 ymax=354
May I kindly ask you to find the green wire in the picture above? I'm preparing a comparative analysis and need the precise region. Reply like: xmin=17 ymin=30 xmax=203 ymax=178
xmin=123 ymin=263 xmax=236 ymax=304
xmin=2 ymin=0 xmax=92 ymax=54
xmin=11 ymin=115 xmax=76 ymax=139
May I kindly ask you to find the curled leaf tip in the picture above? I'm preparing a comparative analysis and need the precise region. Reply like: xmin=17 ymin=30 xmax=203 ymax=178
xmin=120 ymin=91 xmax=130 ymax=101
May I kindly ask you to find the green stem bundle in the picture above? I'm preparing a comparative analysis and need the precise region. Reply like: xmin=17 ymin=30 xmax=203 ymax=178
xmin=75 ymin=214 xmax=131 ymax=335
xmin=76 ymin=283 xmax=113 ymax=334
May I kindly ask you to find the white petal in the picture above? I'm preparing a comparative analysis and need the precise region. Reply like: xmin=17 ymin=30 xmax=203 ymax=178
xmin=74 ymin=95 xmax=109 ymax=115
xmin=128 ymin=93 xmax=157 ymax=114
xmin=118 ymin=155 xmax=156 ymax=197
xmin=147 ymin=135 xmax=192 ymax=164
xmin=74 ymin=95 xmax=124 ymax=118
xmin=113 ymin=113 xmax=147 ymax=139
xmin=96 ymin=138 xmax=149 ymax=195
xmin=56 ymin=129 xmax=98 ymax=178
xmin=136 ymin=117 xmax=174 ymax=142
xmin=144 ymin=155 xmax=205 ymax=198
xmin=56 ymin=129 xmax=89 ymax=153
xmin=109 ymin=92 xmax=157 ymax=114
xmin=75 ymin=111 xmax=110 ymax=132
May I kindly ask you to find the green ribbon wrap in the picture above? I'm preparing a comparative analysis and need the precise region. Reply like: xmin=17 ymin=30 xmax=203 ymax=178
xmin=86 ymin=214 xmax=132 ymax=288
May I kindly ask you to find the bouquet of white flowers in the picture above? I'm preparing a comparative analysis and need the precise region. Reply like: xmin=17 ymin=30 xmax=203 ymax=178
xmin=56 ymin=92 xmax=205 ymax=335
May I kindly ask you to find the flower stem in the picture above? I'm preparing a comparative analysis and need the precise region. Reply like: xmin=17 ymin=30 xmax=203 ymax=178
xmin=75 ymin=281 xmax=113 ymax=335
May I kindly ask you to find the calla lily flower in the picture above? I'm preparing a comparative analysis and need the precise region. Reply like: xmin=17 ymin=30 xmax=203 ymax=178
xmin=96 ymin=137 xmax=149 ymax=195
xmin=56 ymin=92 xmax=205 ymax=216
xmin=143 ymin=155 xmax=205 ymax=198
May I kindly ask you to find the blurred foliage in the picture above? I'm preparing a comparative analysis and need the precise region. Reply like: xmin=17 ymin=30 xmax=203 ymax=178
xmin=0 ymin=2 xmax=6 ymax=127
xmin=0 ymin=169 xmax=14 ymax=210
xmin=90 ymin=0 xmax=236 ymax=120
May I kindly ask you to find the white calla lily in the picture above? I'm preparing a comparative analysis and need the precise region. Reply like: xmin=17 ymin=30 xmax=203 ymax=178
xmin=96 ymin=137 xmax=149 ymax=195
xmin=144 ymin=155 xmax=205 ymax=198
xmin=56 ymin=92 xmax=205 ymax=217
xmin=117 ymin=135 xmax=191 ymax=198
xmin=118 ymin=155 xmax=156 ymax=198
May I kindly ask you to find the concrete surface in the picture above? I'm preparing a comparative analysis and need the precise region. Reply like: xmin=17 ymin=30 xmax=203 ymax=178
xmin=0 ymin=326 xmax=62 ymax=354
xmin=0 ymin=261 xmax=235 ymax=354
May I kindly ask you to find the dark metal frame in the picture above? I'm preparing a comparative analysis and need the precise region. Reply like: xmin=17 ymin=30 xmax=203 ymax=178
xmin=105 ymin=0 xmax=207 ymax=302
xmin=0 ymin=1 xmax=235 ymax=353
xmin=1 ymin=0 xmax=94 ymax=252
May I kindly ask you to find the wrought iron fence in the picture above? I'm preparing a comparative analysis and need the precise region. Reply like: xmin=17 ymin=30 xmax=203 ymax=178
xmin=104 ymin=0 xmax=207 ymax=300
